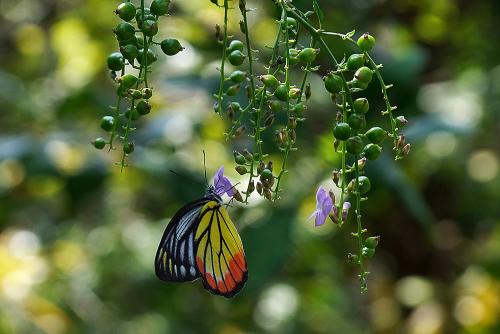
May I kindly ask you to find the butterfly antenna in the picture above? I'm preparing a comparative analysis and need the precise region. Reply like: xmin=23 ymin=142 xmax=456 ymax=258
xmin=169 ymin=169 xmax=204 ymax=187
xmin=203 ymin=150 xmax=208 ymax=185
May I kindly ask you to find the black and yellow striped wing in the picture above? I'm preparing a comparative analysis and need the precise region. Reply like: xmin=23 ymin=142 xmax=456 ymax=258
xmin=155 ymin=198 xmax=209 ymax=282
xmin=194 ymin=201 xmax=248 ymax=297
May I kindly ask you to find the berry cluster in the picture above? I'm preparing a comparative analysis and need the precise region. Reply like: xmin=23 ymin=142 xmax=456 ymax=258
xmin=94 ymin=0 xmax=183 ymax=170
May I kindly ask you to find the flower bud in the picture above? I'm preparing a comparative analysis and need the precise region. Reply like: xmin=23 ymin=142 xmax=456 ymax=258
xmin=235 ymin=165 xmax=247 ymax=175
xmin=256 ymin=181 xmax=263 ymax=195
xmin=242 ymin=149 xmax=253 ymax=161
xmin=395 ymin=115 xmax=408 ymax=127
xmin=235 ymin=125 xmax=246 ymax=137
xmin=247 ymin=180 xmax=255 ymax=194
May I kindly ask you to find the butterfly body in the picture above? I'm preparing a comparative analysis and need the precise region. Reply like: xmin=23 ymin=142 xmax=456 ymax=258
xmin=155 ymin=185 xmax=247 ymax=297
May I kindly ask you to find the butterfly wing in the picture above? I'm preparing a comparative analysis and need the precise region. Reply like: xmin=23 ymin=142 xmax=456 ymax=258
xmin=155 ymin=198 xmax=210 ymax=282
xmin=194 ymin=201 xmax=248 ymax=297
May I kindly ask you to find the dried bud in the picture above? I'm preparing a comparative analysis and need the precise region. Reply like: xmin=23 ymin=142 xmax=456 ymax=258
xmin=395 ymin=115 xmax=408 ymax=127
xmin=263 ymin=188 xmax=273 ymax=201
xmin=396 ymin=134 xmax=406 ymax=150
xmin=290 ymin=129 xmax=296 ymax=142
xmin=239 ymin=0 xmax=246 ymax=11
xmin=235 ymin=165 xmax=247 ymax=175
xmin=402 ymin=143 xmax=411 ymax=156
xmin=235 ymin=125 xmax=246 ymax=137
xmin=242 ymin=148 xmax=253 ymax=161
xmin=276 ymin=130 xmax=286 ymax=146
xmin=266 ymin=161 xmax=273 ymax=171
xmin=247 ymin=180 xmax=255 ymax=194
xmin=358 ymin=157 xmax=367 ymax=170
xmin=329 ymin=211 xmax=339 ymax=224
xmin=239 ymin=20 xmax=246 ymax=34
xmin=328 ymin=189 xmax=336 ymax=204
xmin=257 ymin=161 xmax=265 ymax=175
xmin=331 ymin=169 xmax=340 ymax=186
xmin=305 ymin=83 xmax=311 ymax=100
xmin=264 ymin=113 xmax=275 ymax=127
xmin=215 ymin=24 xmax=222 ymax=41
xmin=233 ymin=190 xmax=244 ymax=202
xmin=288 ymin=116 xmax=297 ymax=129
xmin=334 ymin=139 xmax=340 ymax=151
xmin=341 ymin=202 xmax=351 ymax=223
xmin=256 ymin=181 xmax=263 ymax=195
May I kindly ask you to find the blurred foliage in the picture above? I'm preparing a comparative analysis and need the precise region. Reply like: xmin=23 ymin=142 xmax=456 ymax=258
xmin=0 ymin=0 xmax=499 ymax=333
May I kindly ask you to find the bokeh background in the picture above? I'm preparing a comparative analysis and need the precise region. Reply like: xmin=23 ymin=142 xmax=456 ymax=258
xmin=1 ymin=0 xmax=499 ymax=333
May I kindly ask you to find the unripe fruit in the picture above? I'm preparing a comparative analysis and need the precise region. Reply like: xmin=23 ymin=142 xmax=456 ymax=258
xmin=351 ymin=79 xmax=369 ymax=90
xmin=292 ymin=103 xmax=305 ymax=114
xmin=347 ymin=53 xmax=365 ymax=71
xmin=136 ymin=100 xmax=152 ymax=115
xmin=101 ymin=116 xmax=115 ymax=132
xmin=128 ymin=89 xmax=143 ymax=99
xmin=358 ymin=176 xmax=371 ymax=194
xmin=226 ymin=84 xmax=240 ymax=96
xmin=136 ymin=8 xmax=152 ymax=22
xmin=363 ymin=143 xmax=382 ymax=160
xmin=228 ymin=50 xmax=245 ymax=66
xmin=269 ymin=100 xmax=284 ymax=113
xmin=261 ymin=168 xmax=273 ymax=180
xmin=353 ymin=98 xmax=369 ymax=114
xmin=142 ymin=88 xmax=153 ymax=99
xmin=365 ymin=127 xmax=386 ymax=144
xmin=235 ymin=165 xmax=247 ymax=175
xmin=333 ymin=122 xmax=351 ymax=141
xmin=123 ymin=142 xmax=135 ymax=154
xmin=288 ymin=87 xmax=301 ymax=99
xmin=260 ymin=74 xmax=279 ymax=87
xmin=324 ymin=73 xmax=343 ymax=94
xmin=355 ymin=66 xmax=373 ymax=84
xmin=160 ymin=38 xmax=183 ymax=56
xmin=286 ymin=17 xmax=297 ymax=29
xmin=150 ymin=0 xmax=170 ymax=16
xmin=107 ymin=52 xmax=125 ymax=71
xmin=362 ymin=247 xmax=375 ymax=258
xmin=137 ymin=48 xmax=157 ymax=64
xmin=142 ymin=20 xmax=158 ymax=37
xmin=298 ymin=48 xmax=318 ymax=63
xmin=92 ymin=137 xmax=106 ymax=150
xmin=357 ymin=33 xmax=376 ymax=52
xmin=116 ymin=2 xmax=136 ymax=22
xmin=233 ymin=151 xmax=246 ymax=165
xmin=229 ymin=70 xmax=246 ymax=83
xmin=119 ymin=74 xmax=138 ymax=88
xmin=348 ymin=113 xmax=366 ymax=131
xmin=120 ymin=44 xmax=138 ymax=63
xmin=365 ymin=236 xmax=380 ymax=249
xmin=346 ymin=135 xmax=364 ymax=155
xmin=228 ymin=40 xmax=244 ymax=52
xmin=114 ymin=22 xmax=136 ymax=41
xmin=274 ymin=84 xmax=288 ymax=101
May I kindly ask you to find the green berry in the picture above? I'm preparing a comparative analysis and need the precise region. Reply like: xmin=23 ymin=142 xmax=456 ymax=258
xmin=260 ymin=74 xmax=279 ymax=87
xmin=358 ymin=176 xmax=371 ymax=194
xmin=92 ymin=137 xmax=106 ymax=150
xmin=286 ymin=17 xmax=297 ymax=29
xmin=274 ymin=84 xmax=288 ymax=101
xmin=346 ymin=136 xmax=364 ymax=155
xmin=235 ymin=165 xmax=247 ymax=175
xmin=123 ymin=142 xmax=135 ymax=154
xmin=226 ymin=84 xmax=240 ymax=96
xmin=355 ymin=66 xmax=373 ymax=84
xmin=362 ymin=247 xmax=375 ymax=258
xmin=107 ymin=52 xmax=125 ymax=71
xmin=150 ymin=0 xmax=170 ymax=16
xmin=137 ymin=48 xmax=157 ymax=64
xmin=363 ymin=143 xmax=382 ymax=160
xmin=116 ymin=2 xmax=136 ymax=22
xmin=228 ymin=50 xmax=245 ymax=66
xmin=365 ymin=127 xmax=386 ymax=144
xmin=292 ymin=103 xmax=305 ymax=114
xmin=365 ymin=236 xmax=380 ymax=249
xmin=353 ymin=98 xmax=369 ymax=114
xmin=348 ymin=113 xmax=366 ymax=131
xmin=269 ymin=100 xmax=284 ymax=113
xmin=142 ymin=20 xmax=158 ymax=37
xmin=124 ymin=108 xmax=141 ymax=121
xmin=357 ymin=33 xmax=376 ymax=52
xmin=351 ymin=79 xmax=369 ymax=90
xmin=298 ymin=48 xmax=318 ymax=63
xmin=229 ymin=70 xmax=246 ymax=83
xmin=261 ymin=168 xmax=273 ymax=180
xmin=324 ymin=73 xmax=343 ymax=94
xmin=128 ymin=89 xmax=143 ymax=99
xmin=100 ymin=116 xmax=115 ymax=132
xmin=347 ymin=53 xmax=365 ymax=71
xmin=233 ymin=151 xmax=246 ymax=165
xmin=120 ymin=44 xmax=138 ymax=63
xmin=333 ymin=122 xmax=351 ymax=141
xmin=119 ymin=74 xmax=138 ymax=88
xmin=288 ymin=87 xmax=301 ymax=99
xmin=136 ymin=100 xmax=152 ymax=115
xmin=160 ymin=38 xmax=183 ymax=56
xmin=114 ymin=22 xmax=135 ymax=41
xmin=228 ymin=40 xmax=244 ymax=52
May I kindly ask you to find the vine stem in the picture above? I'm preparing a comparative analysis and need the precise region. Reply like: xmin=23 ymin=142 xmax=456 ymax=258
xmin=354 ymin=155 xmax=367 ymax=293
xmin=215 ymin=0 xmax=230 ymax=114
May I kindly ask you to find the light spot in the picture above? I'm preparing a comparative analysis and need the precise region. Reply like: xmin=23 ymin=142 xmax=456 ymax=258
xmin=454 ymin=296 xmax=485 ymax=326
xmin=425 ymin=132 xmax=457 ymax=158
xmin=254 ymin=284 xmax=298 ymax=331
xmin=162 ymin=114 xmax=193 ymax=146
xmin=467 ymin=150 xmax=498 ymax=182
xmin=0 ymin=159 xmax=25 ymax=190
xmin=395 ymin=276 xmax=434 ymax=307
xmin=8 ymin=230 xmax=40 ymax=258
xmin=407 ymin=303 xmax=444 ymax=334
xmin=370 ymin=297 xmax=401 ymax=330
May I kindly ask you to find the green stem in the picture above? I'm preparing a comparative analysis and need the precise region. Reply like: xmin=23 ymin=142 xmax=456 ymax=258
xmin=353 ymin=155 xmax=367 ymax=293
xmin=215 ymin=0 xmax=229 ymax=114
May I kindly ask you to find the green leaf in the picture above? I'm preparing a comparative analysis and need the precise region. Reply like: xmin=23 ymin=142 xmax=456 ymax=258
xmin=312 ymin=0 xmax=325 ymax=25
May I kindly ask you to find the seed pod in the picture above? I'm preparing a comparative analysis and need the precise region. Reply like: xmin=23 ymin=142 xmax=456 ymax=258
xmin=235 ymin=165 xmax=247 ymax=175
xmin=233 ymin=151 xmax=246 ymax=165
xmin=92 ymin=137 xmax=106 ymax=150
xmin=142 ymin=20 xmax=159 ymax=37
xmin=263 ymin=188 xmax=272 ymax=201
xmin=269 ymin=100 xmax=284 ymax=113
xmin=256 ymin=182 xmax=263 ymax=195
xmin=247 ymin=180 xmax=255 ymax=194
xmin=333 ymin=122 xmax=351 ymax=141
xmin=348 ymin=113 xmax=366 ymax=131
xmin=305 ymin=83 xmax=311 ymax=100
xmin=357 ymin=33 xmax=376 ymax=52
xmin=114 ymin=22 xmax=135 ymax=41
xmin=233 ymin=190 xmax=244 ymax=203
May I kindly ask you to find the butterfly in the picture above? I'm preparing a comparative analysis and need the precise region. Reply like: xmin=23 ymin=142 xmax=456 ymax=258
xmin=155 ymin=166 xmax=248 ymax=298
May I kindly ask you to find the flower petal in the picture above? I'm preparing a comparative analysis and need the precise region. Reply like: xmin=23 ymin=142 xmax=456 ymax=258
xmin=213 ymin=166 xmax=235 ymax=197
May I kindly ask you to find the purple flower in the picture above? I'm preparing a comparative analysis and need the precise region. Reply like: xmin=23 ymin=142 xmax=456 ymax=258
xmin=307 ymin=186 xmax=333 ymax=227
xmin=342 ymin=202 xmax=351 ymax=223
xmin=213 ymin=166 xmax=235 ymax=197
